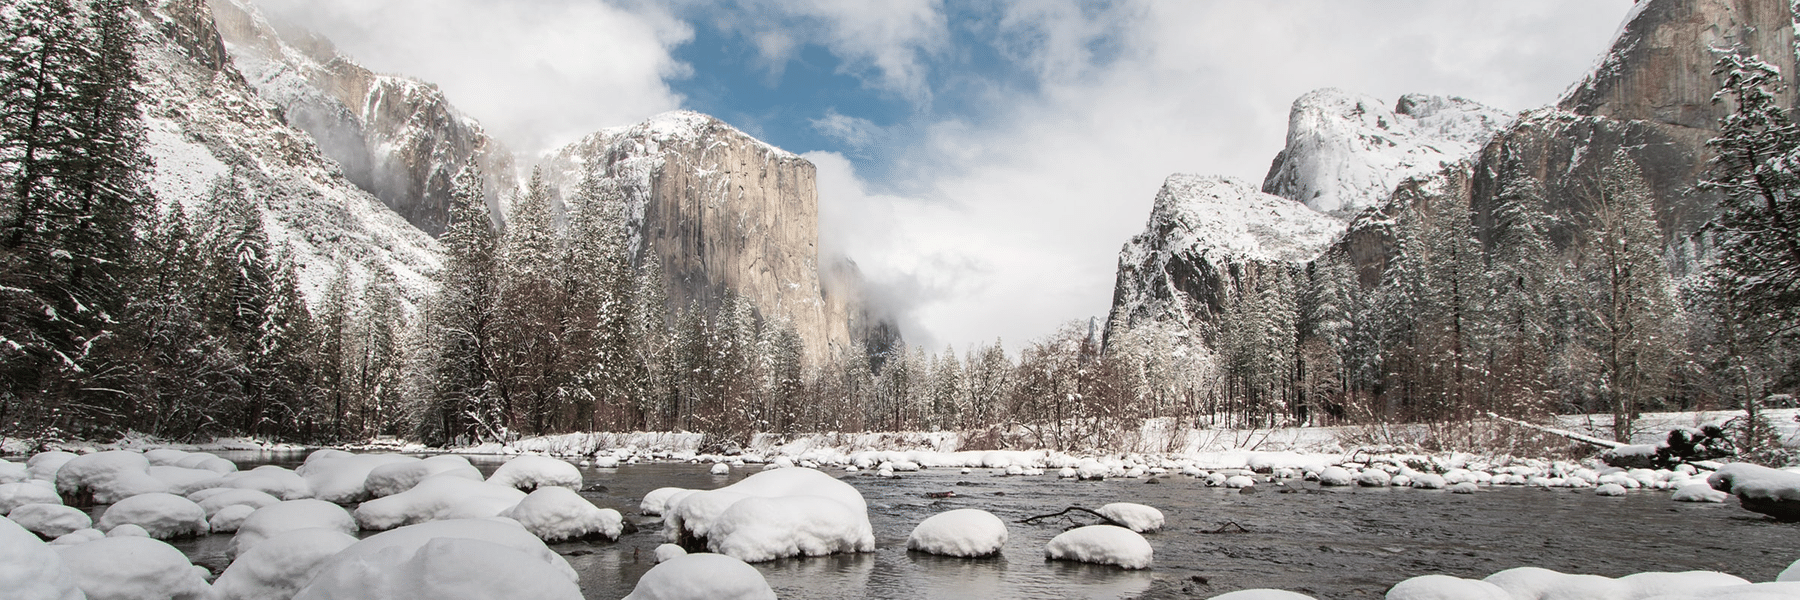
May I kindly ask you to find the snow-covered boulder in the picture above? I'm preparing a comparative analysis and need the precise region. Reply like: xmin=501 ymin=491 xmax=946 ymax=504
xmin=96 ymin=492 xmax=206 ymax=539
xmin=26 ymin=452 xmax=78 ymax=482
xmin=1672 ymin=483 xmax=1730 ymax=503
xmin=210 ymin=528 xmax=359 ymax=600
xmin=622 ymin=552 xmax=776 ymax=600
xmin=354 ymin=475 xmax=527 ymax=531
xmin=185 ymin=465 xmax=313 ymax=500
xmin=710 ymin=463 xmax=731 ymax=476
xmin=1098 ymin=502 xmax=1164 ymax=533
xmin=232 ymin=499 xmax=356 ymax=557
xmin=0 ymin=481 xmax=62 ymax=513
xmin=0 ymin=515 xmax=83 ymax=600
xmin=1596 ymin=483 xmax=1629 ymax=497
xmin=1210 ymin=591 xmax=1316 ymax=600
xmin=1618 ymin=571 xmax=1752 ymax=598
xmin=208 ymin=504 xmax=256 ymax=533
xmin=49 ymin=528 xmax=103 ymax=546
xmin=0 ymin=459 xmax=28 ymax=484
xmin=1708 ymin=463 xmax=1800 ymax=520
xmin=194 ymin=488 xmax=281 ymax=517
xmin=294 ymin=519 xmax=579 ymax=600
xmin=296 ymin=452 xmax=416 ymax=504
xmin=1411 ymin=474 xmax=1447 ymax=490
xmin=365 ymin=455 xmax=482 ymax=498
xmin=56 ymin=536 xmax=212 ymax=600
xmin=663 ymin=468 xmax=871 ymax=562
xmin=1449 ymin=482 xmax=1479 ymax=494
xmin=1225 ymin=475 xmax=1257 ymax=489
xmin=1044 ymin=525 xmax=1153 ymax=570
xmin=906 ymin=509 xmax=1008 ymax=558
xmin=55 ymin=451 xmax=155 ymax=502
xmin=653 ymin=543 xmax=687 ymax=563
xmin=640 ymin=487 xmax=686 ymax=516
xmin=1357 ymin=469 xmax=1392 ymax=487
xmin=1485 ymin=567 xmax=1623 ymax=599
xmin=1781 ymin=557 xmax=1800 ymax=582
xmin=1386 ymin=574 xmax=1510 ymax=600
xmin=9 ymin=503 xmax=92 ymax=539
xmin=1317 ymin=467 xmax=1354 ymax=486
xmin=499 ymin=487 xmax=624 ymax=542
xmin=487 ymin=456 xmax=582 ymax=491
xmin=147 ymin=466 xmax=223 ymax=491
xmin=106 ymin=524 xmax=149 ymax=538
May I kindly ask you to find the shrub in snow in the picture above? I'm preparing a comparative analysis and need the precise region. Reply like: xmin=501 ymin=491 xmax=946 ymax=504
xmin=96 ymin=492 xmax=206 ymax=539
xmin=654 ymin=543 xmax=687 ymax=563
xmin=641 ymin=487 xmax=686 ymax=516
xmin=50 ymin=529 xmax=103 ymax=545
xmin=1595 ymin=483 xmax=1629 ymax=497
xmin=56 ymin=536 xmax=211 ymax=600
xmin=355 ymin=475 xmax=527 ymax=530
xmin=487 ymin=456 xmax=582 ymax=491
xmin=0 ymin=514 xmax=83 ymax=600
xmin=906 ymin=508 xmax=1008 ymax=557
xmin=294 ymin=519 xmax=579 ymax=600
xmin=1317 ymin=467 xmax=1354 ymax=486
xmin=365 ymin=455 xmax=482 ymax=498
xmin=296 ymin=452 xmax=416 ymax=504
xmin=1385 ymin=574 xmax=1510 ymax=600
xmin=499 ymin=486 xmax=625 ymax=542
xmin=210 ymin=528 xmax=359 ymax=600
xmin=622 ymin=552 xmax=776 ymax=600
xmin=1097 ymin=503 xmax=1164 ymax=533
xmin=1209 ymin=590 xmax=1316 ymax=600
xmin=0 ymin=481 xmax=62 ymax=513
xmin=1672 ymin=483 xmax=1730 ymax=503
xmin=9 ymin=503 xmax=91 ymax=539
xmin=1044 ymin=525 xmax=1153 ymax=570
xmin=233 ymin=499 xmax=356 ymax=557
xmin=1707 ymin=462 xmax=1800 ymax=520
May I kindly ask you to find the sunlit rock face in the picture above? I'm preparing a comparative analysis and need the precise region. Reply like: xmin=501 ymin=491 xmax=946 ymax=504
xmin=542 ymin=112 xmax=862 ymax=363
xmin=1106 ymin=175 xmax=1345 ymax=334
xmin=209 ymin=0 xmax=517 ymax=237
xmin=136 ymin=0 xmax=442 ymax=305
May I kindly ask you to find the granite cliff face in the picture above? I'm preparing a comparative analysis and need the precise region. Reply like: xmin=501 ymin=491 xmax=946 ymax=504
xmin=134 ymin=0 xmax=443 ymax=305
xmin=542 ymin=112 xmax=858 ymax=363
xmin=1261 ymin=89 xmax=1511 ymax=216
xmin=207 ymin=0 xmax=516 ymax=237
xmin=1106 ymin=176 xmax=1345 ymax=336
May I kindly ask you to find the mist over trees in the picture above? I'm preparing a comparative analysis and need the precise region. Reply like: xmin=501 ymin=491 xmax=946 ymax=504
xmin=2 ymin=4 xmax=1797 ymax=457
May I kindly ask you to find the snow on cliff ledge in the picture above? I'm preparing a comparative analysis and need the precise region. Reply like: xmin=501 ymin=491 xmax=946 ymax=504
xmin=1262 ymin=89 xmax=1511 ymax=216
xmin=1131 ymin=175 xmax=1344 ymax=265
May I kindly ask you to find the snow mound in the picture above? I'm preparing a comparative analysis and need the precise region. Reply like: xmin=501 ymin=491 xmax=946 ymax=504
xmin=296 ymin=452 xmax=416 ymax=504
xmin=654 ymin=543 xmax=687 ymax=563
xmin=711 ymin=463 xmax=730 ymax=476
xmin=26 ymin=452 xmax=78 ymax=482
xmin=1209 ymin=591 xmax=1317 ymax=600
xmin=1596 ymin=483 xmax=1629 ymax=496
xmin=498 ymin=486 xmax=624 ymax=542
xmin=210 ymin=528 xmax=359 ymax=600
xmin=1317 ymin=467 xmax=1354 ymax=486
xmin=196 ymin=488 xmax=281 ymax=517
xmin=486 ymin=456 xmax=583 ymax=491
xmin=1620 ymin=571 xmax=1754 ymax=598
xmin=906 ymin=508 xmax=1008 ymax=558
xmin=641 ymin=487 xmax=685 ymax=516
xmin=294 ymin=519 xmax=578 ymax=600
xmin=0 ymin=481 xmax=63 ymax=513
xmin=1708 ymin=463 xmax=1800 ymax=519
xmin=49 ymin=529 xmax=103 ymax=546
xmin=1449 ymin=482 xmax=1479 ymax=494
xmin=233 ymin=499 xmax=356 ymax=557
xmin=55 ymin=451 xmax=151 ymax=498
xmin=365 ymin=455 xmax=482 ymax=498
xmin=185 ymin=465 xmax=313 ymax=500
xmin=56 ymin=536 xmax=211 ymax=600
xmin=663 ymin=468 xmax=872 ymax=562
xmin=209 ymin=504 xmax=257 ymax=533
xmin=622 ymin=552 xmax=777 ymax=600
xmin=9 ymin=504 xmax=92 ymax=539
xmin=0 ymin=459 xmax=28 ymax=484
xmin=1782 ymin=557 xmax=1800 ymax=582
xmin=1044 ymin=525 xmax=1153 ymax=569
xmin=1098 ymin=503 xmax=1165 ymax=533
xmin=1411 ymin=474 xmax=1447 ymax=489
xmin=96 ymin=493 xmax=206 ymax=539
xmin=106 ymin=524 xmax=149 ymax=538
xmin=1357 ymin=470 xmax=1392 ymax=487
xmin=0 ymin=515 xmax=83 ymax=600
xmin=355 ymin=475 xmax=527 ymax=530
xmin=1386 ymin=574 xmax=1510 ymax=600
xmin=1673 ymin=483 xmax=1730 ymax=503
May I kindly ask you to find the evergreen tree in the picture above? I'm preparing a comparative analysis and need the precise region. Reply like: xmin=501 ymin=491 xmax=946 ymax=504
xmin=1575 ymin=150 xmax=1676 ymax=441
xmin=424 ymin=167 xmax=501 ymax=444
xmin=495 ymin=168 xmax=565 ymax=436
xmin=1703 ymin=52 xmax=1800 ymax=332
xmin=1487 ymin=163 xmax=1560 ymax=419
xmin=199 ymin=175 xmax=278 ymax=433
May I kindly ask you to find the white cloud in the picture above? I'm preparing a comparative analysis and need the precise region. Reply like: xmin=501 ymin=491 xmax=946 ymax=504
xmin=250 ymin=0 xmax=693 ymax=157
xmin=706 ymin=0 xmax=950 ymax=100
xmin=809 ymin=109 xmax=881 ymax=150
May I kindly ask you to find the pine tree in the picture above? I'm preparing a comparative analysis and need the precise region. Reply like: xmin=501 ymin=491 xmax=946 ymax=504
xmin=424 ymin=167 xmax=501 ymax=445
xmin=316 ymin=257 xmax=352 ymax=440
xmin=1487 ymin=162 xmax=1560 ymax=419
xmin=495 ymin=168 xmax=565 ymax=436
xmin=1576 ymin=150 xmax=1676 ymax=441
xmin=199 ymin=175 xmax=280 ymax=433
xmin=1704 ymin=52 xmax=1800 ymax=330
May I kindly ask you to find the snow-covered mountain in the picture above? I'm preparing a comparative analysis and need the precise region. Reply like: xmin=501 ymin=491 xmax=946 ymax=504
xmin=136 ymin=0 xmax=442 ymax=306
xmin=1106 ymin=175 xmax=1345 ymax=334
xmin=541 ymin=111 xmax=863 ymax=363
xmin=208 ymin=0 xmax=516 ymax=237
xmin=1260 ymin=89 xmax=1511 ymax=217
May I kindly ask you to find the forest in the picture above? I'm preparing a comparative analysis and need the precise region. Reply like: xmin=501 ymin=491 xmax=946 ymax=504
xmin=3 ymin=2 xmax=1798 ymax=457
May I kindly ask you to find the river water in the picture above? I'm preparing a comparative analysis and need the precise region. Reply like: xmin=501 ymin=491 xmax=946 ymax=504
xmin=132 ymin=452 xmax=1800 ymax=599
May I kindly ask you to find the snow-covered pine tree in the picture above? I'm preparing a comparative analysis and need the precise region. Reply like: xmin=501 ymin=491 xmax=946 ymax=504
xmin=1704 ymin=52 xmax=1800 ymax=332
xmin=423 ymin=167 xmax=502 ymax=445
xmin=495 ymin=168 xmax=566 ymax=436
xmin=965 ymin=340 xmax=1011 ymax=428
xmin=315 ymin=256 xmax=352 ymax=440
xmin=1486 ymin=159 xmax=1560 ymax=419
xmin=260 ymin=248 xmax=315 ymax=437
xmin=1297 ymin=252 xmax=1357 ymax=424
xmin=198 ymin=174 xmax=281 ymax=432
xmin=352 ymin=262 xmax=402 ymax=437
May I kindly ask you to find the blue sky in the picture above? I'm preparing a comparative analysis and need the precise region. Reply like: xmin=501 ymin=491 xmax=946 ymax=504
xmin=254 ymin=0 xmax=1635 ymax=351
